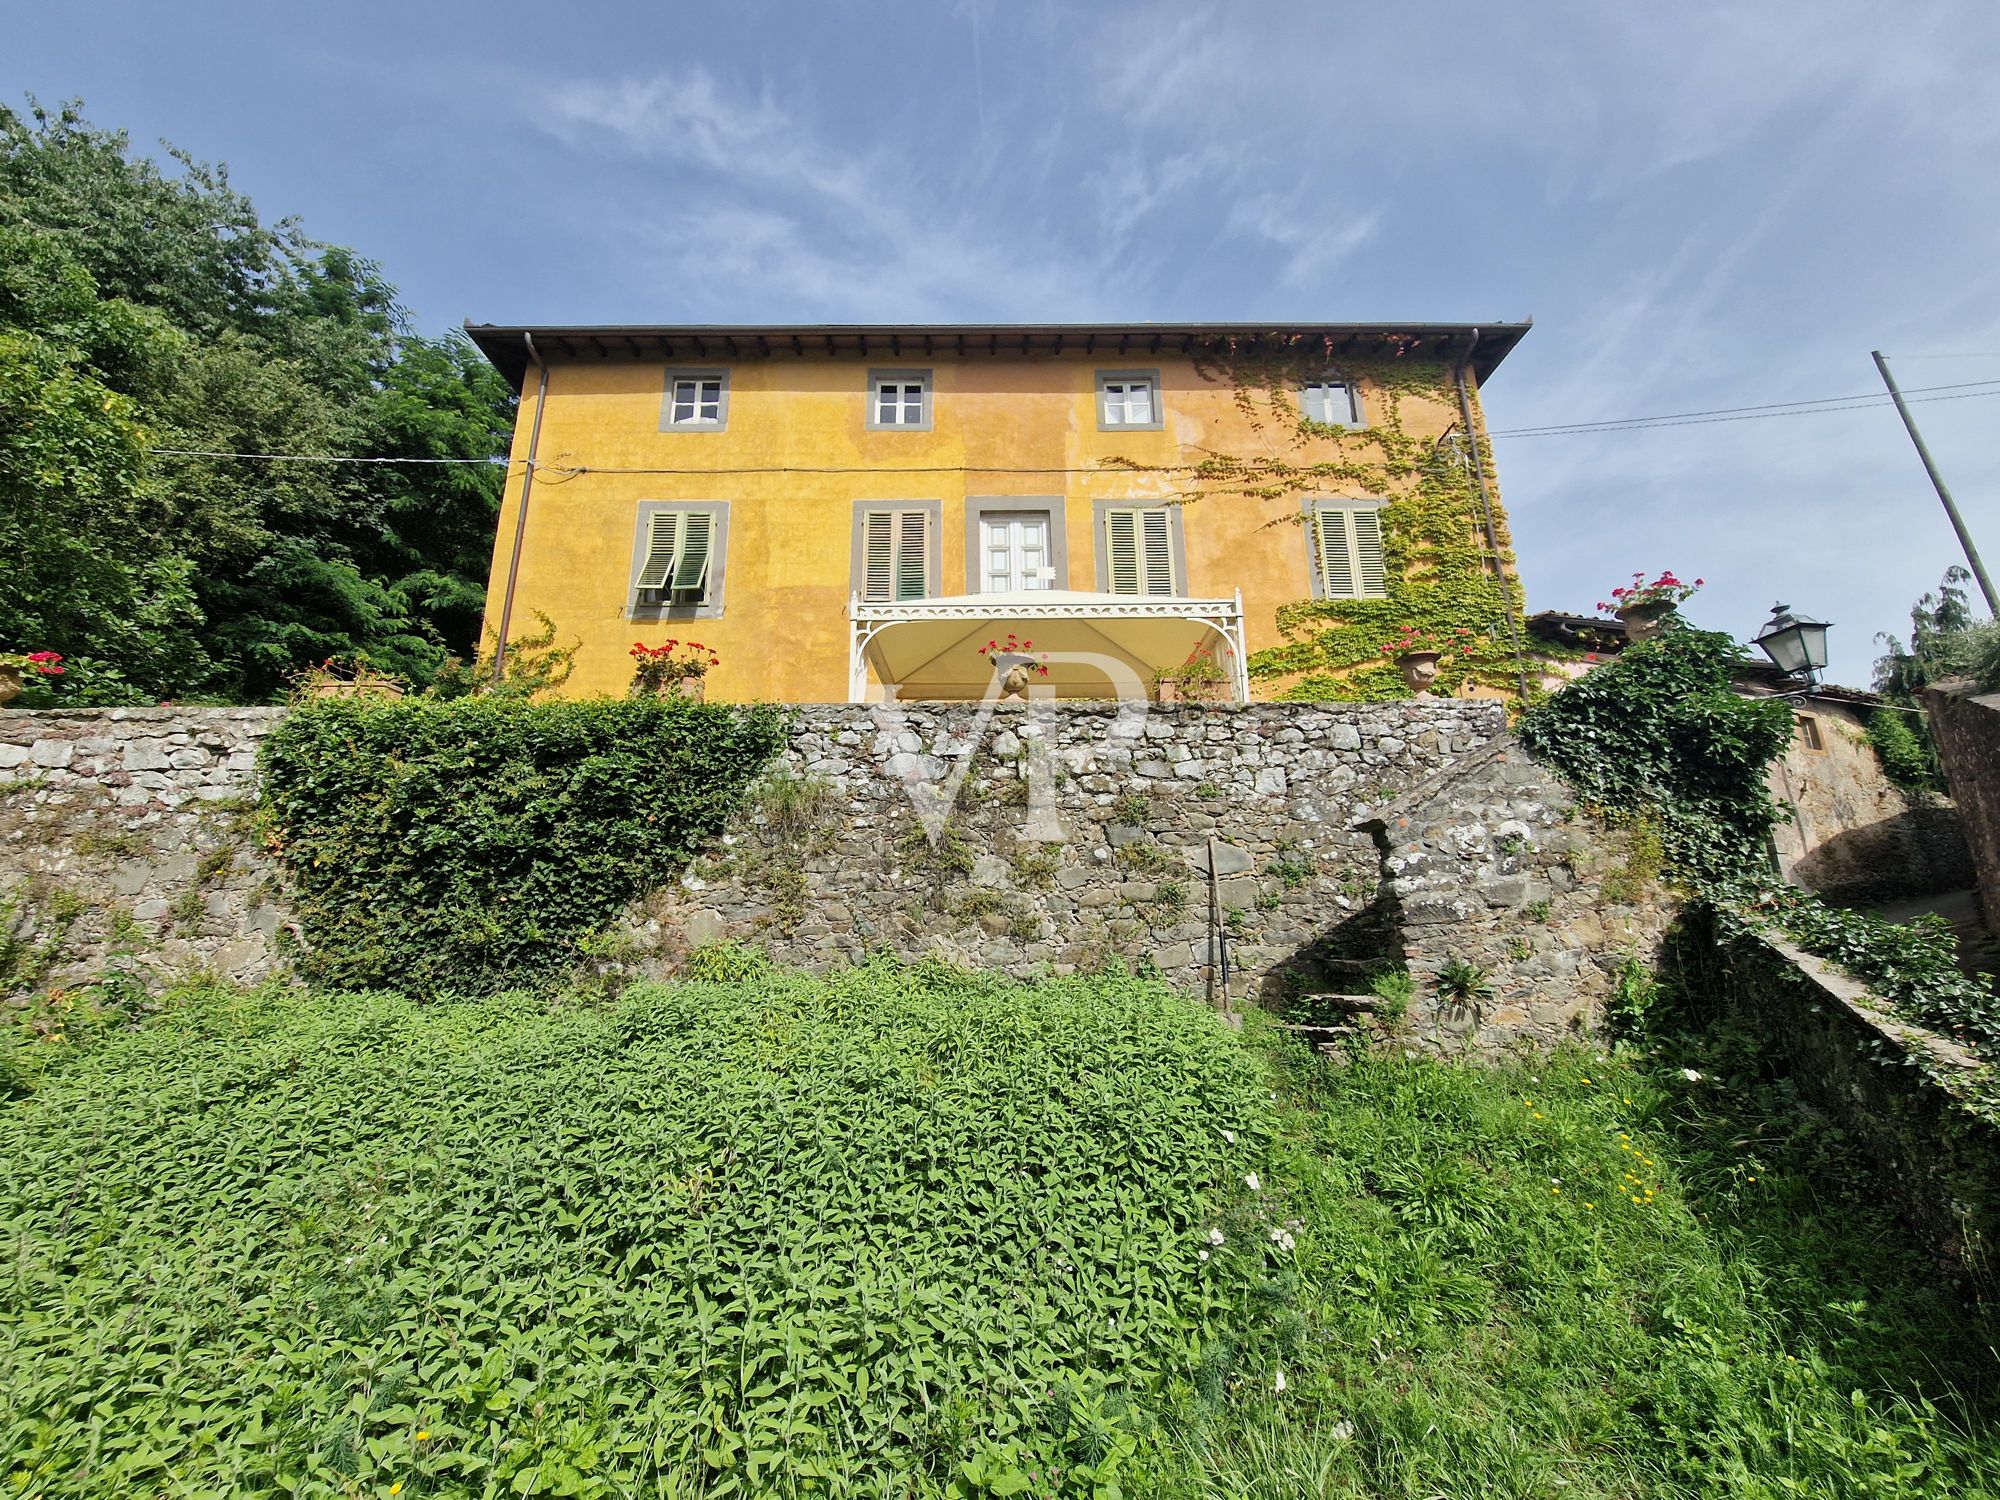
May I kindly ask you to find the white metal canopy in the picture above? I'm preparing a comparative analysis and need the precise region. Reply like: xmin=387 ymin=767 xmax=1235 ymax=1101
xmin=848 ymin=589 xmax=1249 ymax=703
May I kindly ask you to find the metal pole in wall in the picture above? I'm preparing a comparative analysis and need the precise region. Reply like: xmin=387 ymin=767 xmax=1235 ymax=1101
xmin=1872 ymin=350 xmax=2000 ymax=617
xmin=1205 ymin=836 xmax=1221 ymax=1011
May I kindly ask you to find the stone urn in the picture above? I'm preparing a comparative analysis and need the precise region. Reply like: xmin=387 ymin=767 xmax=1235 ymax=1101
xmin=674 ymin=675 xmax=707 ymax=702
xmin=1395 ymin=650 xmax=1442 ymax=698
xmin=990 ymin=654 xmax=1037 ymax=701
xmin=1616 ymin=602 xmax=1674 ymax=641
xmin=0 ymin=668 xmax=19 ymax=706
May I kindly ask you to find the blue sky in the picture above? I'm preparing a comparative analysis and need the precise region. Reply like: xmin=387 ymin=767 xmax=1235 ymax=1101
xmin=15 ymin=0 xmax=2000 ymax=686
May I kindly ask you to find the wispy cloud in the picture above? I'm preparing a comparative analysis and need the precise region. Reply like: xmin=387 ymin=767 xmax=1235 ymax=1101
xmin=1225 ymin=192 xmax=1382 ymax=290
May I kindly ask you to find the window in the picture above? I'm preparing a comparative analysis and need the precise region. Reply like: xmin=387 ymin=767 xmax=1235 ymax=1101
xmin=1098 ymin=504 xmax=1180 ymax=596
xmin=629 ymin=503 xmax=729 ymax=618
xmin=980 ymin=511 xmax=1054 ymax=592
xmin=868 ymin=369 xmax=932 ymax=431
xmin=1300 ymin=378 xmax=1362 ymax=427
xmin=1096 ymin=370 xmax=1163 ymax=430
xmin=853 ymin=502 xmax=940 ymax=602
xmin=660 ymin=369 xmax=728 ymax=430
xmin=1309 ymin=502 xmax=1387 ymax=600
xmin=1796 ymin=714 xmax=1824 ymax=752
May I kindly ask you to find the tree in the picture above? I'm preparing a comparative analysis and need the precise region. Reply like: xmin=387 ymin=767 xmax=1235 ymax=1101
xmin=0 ymin=97 xmax=513 ymax=702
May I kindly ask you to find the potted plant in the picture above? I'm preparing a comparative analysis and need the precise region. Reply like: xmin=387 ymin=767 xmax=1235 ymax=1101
xmin=630 ymin=639 xmax=720 ymax=700
xmin=1154 ymin=639 xmax=1232 ymax=705
xmin=982 ymin=634 xmax=1050 ymax=701
xmin=294 ymin=656 xmax=406 ymax=702
xmin=1599 ymin=571 xmax=1702 ymax=641
xmin=0 ymin=651 xmax=65 ymax=705
xmin=1378 ymin=626 xmax=1473 ymax=698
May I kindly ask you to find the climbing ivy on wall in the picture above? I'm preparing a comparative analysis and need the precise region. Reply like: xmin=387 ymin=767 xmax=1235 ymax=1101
xmin=259 ymin=697 xmax=786 ymax=994
xmin=1106 ymin=334 xmax=1530 ymax=701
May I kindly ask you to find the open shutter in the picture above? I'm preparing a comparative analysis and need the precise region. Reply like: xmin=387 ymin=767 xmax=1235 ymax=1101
xmin=895 ymin=510 xmax=929 ymax=600
xmin=671 ymin=511 xmax=713 ymax=597
xmin=862 ymin=511 xmax=895 ymax=601
xmin=1315 ymin=508 xmax=1354 ymax=598
xmin=1106 ymin=509 xmax=1140 ymax=594
xmin=636 ymin=512 xmax=680 ymax=590
xmin=1351 ymin=509 xmax=1385 ymax=596
xmin=1139 ymin=509 xmax=1175 ymax=595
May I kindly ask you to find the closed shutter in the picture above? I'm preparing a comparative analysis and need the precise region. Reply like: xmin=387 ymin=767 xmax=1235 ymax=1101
xmin=895 ymin=509 xmax=929 ymax=600
xmin=860 ymin=508 xmax=929 ymax=602
xmin=1314 ymin=505 xmax=1386 ymax=599
xmin=1314 ymin=508 xmax=1354 ymax=598
xmin=636 ymin=512 xmax=680 ymax=590
xmin=862 ymin=511 xmax=896 ymax=601
xmin=671 ymin=511 xmax=713 ymax=596
xmin=1105 ymin=507 xmax=1176 ymax=595
xmin=1351 ymin=508 xmax=1385 ymax=596
xmin=1139 ymin=509 xmax=1175 ymax=595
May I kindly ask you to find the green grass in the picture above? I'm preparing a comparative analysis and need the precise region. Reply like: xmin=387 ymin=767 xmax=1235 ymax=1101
xmin=3 ymin=967 xmax=1996 ymax=1497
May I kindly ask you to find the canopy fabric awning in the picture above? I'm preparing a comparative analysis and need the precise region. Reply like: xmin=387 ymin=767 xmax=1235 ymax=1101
xmin=849 ymin=590 xmax=1249 ymax=703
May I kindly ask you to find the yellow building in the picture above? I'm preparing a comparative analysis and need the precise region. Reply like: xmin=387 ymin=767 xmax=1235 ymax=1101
xmin=465 ymin=321 xmax=1530 ymax=703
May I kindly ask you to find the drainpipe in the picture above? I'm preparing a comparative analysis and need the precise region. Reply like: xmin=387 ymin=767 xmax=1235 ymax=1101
xmin=492 ymin=333 xmax=549 ymax=682
xmin=1452 ymin=331 xmax=1533 ymax=702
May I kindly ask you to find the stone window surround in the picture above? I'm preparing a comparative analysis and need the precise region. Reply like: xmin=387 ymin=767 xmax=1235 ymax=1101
xmin=965 ymin=497 xmax=1068 ymax=593
xmin=1091 ymin=498 xmax=1187 ymax=594
xmin=627 ymin=500 xmax=731 ymax=621
xmin=1302 ymin=496 xmax=1388 ymax=601
xmin=850 ymin=499 xmax=945 ymax=600
xmin=658 ymin=368 xmax=730 ymax=431
xmin=866 ymin=368 xmax=934 ymax=432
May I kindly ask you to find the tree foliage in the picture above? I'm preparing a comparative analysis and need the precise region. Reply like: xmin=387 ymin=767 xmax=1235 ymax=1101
xmin=0 ymin=98 xmax=514 ymax=702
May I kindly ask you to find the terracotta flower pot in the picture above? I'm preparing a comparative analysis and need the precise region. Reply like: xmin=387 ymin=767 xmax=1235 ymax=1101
xmin=309 ymin=678 xmax=405 ymax=701
xmin=675 ymin=675 xmax=707 ymax=702
xmin=1616 ymin=602 xmax=1674 ymax=641
xmin=0 ymin=668 xmax=20 ymax=706
xmin=1395 ymin=650 xmax=1443 ymax=697
xmin=1154 ymin=677 xmax=1183 ymax=705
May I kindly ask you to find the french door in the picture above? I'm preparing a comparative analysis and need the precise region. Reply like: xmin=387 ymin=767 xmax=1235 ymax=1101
xmin=980 ymin=511 xmax=1054 ymax=592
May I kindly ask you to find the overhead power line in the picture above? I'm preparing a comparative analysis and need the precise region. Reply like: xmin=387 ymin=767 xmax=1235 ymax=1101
xmin=142 ymin=378 xmax=2000 ymax=468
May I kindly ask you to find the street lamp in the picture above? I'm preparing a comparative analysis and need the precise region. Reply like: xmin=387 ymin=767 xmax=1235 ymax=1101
xmin=1751 ymin=603 xmax=1832 ymax=687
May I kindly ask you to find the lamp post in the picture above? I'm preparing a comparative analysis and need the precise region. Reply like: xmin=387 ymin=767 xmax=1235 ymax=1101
xmin=1751 ymin=603 xmax=1831 ymax=698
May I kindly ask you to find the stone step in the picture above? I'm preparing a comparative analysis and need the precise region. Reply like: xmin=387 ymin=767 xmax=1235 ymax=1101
xmin=1292 ymin=992 xmax=1382 ymax=1013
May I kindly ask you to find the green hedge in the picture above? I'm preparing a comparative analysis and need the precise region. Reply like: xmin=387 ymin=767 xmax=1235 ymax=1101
xmin=259 ymin=697 xmax=786 ymax=993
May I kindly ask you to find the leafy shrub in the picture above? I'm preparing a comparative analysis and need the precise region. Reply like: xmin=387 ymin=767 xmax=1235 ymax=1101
xmin=259 ymin=696 xmax=786 ymax=993
xmin=1520 ymin=628 xmax=1794 ymax=882
xmin=0 ymin=968 xmax=1275 ymax=1496
xmin=1366 ymin=965 xmax=1413 ymax=1021
xmin=1866 ymin=708 xmax=1942 ymax=798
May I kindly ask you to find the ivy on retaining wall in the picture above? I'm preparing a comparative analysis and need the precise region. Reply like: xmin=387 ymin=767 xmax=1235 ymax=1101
xmin=259 ymin=697 xmax=787 ymax=994
xmin=1521 ymin=626 xmax=2000 ymax=1059
xmin=1104 ymin=339 xmax=1530 ymax=701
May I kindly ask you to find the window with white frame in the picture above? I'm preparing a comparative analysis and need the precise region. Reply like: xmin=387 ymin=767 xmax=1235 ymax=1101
xmin=869 ymin=370 xmax=932 ymax=430
xmin=1309 ymin=502 xmax=1387 ymax=600
xmin=1300 ymin=378 xmax=1362 ymax=427
xmin=856 ymin=505 xmax=935 ymax=602
xmin=632 ymin=507 xmax=724 ymax=613
xmin=1101 ymin=506 xmax=1178 ymax=595
xmin=979 ymin=510 xmax=1055 ymax=592
xmin=662 ymin=370 xmax=727 ymax=429
xmin=1097 ymin=371 xmax=1161 ymax=429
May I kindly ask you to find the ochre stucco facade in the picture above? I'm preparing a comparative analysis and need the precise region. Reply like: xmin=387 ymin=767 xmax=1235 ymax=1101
xmin=469 ymin=325 xmax=1525 ymax=702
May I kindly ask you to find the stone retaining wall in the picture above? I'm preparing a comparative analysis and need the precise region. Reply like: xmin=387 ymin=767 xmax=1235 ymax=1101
xmin=0 ymin=709 xmax=287 ymax=992
xmin=1924 ymin=681 xmax=2000 ymax=931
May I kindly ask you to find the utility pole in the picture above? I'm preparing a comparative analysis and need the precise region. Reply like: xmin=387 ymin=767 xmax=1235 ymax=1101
xmin=1872 ymin=350 xmax=2000 ymax=617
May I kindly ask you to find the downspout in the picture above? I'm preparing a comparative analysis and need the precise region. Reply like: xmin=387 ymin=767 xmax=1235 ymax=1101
xmin=1452 ymin=330 xmax=1533 ymax=702
xmin=492 ymin=333 xmax=549 ymax=682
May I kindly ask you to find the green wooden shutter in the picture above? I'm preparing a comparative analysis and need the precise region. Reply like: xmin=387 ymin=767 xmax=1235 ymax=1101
xmin=1315 ymin=508 xmax=1354 ymax=598
xmin=636 ymin=512 xmax=680 ymax=590
xmin=895 ymin=509 xmax=928 ymax=600
xmin=671 ymin=511 xmax=713 ymax=597
xmin=1106 ymin=509 xmax=1140 ymax=594
xmin=1139 ymin=509 xmax=1175 ymax=594
xmin=862 ymin=511 xmax=895 ymax=601
xmin=1351 ymin=508 xmax=1385 ymax=596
